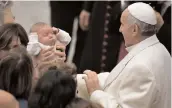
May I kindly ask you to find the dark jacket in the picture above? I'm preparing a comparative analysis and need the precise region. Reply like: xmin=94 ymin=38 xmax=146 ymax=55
xmin=79 ymin=1 xmax=124 ymax=73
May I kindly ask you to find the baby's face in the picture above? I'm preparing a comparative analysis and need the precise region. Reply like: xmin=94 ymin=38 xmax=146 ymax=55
xmin=37 ymin=25 xmax=56 ymax=46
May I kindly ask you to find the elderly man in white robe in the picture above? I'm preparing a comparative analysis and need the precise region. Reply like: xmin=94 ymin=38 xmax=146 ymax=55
xmin=77 ymin=2 xmax=171 ymax=108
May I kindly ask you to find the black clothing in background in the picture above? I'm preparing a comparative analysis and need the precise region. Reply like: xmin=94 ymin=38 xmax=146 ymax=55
xmin=156 ymin=6 xmax=171 ymax=54
xmin=50 ymin=1 xmax=88 ymax=68
xmin=79 ymin=1 xmax=125 ymax=73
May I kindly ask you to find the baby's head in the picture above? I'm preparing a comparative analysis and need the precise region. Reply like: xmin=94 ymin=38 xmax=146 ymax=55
xmin=30 ymin=22 xmax=56 ymax=46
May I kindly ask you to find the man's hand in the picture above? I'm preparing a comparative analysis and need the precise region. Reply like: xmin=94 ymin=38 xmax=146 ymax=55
xmin=83 ymin=70 xmax=101 ymax=95
xmin=79 ymin=10 xmax=90 ymax=31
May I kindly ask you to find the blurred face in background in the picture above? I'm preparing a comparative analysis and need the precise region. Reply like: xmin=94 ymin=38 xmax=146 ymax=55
xmin=0 ymin=23 xmax=29 ymax=51
xmin=8 ymin=36 xmax=21 ymax=49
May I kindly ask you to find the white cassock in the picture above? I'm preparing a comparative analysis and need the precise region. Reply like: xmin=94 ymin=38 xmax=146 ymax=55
xmin=77 ymin=3 xmax=171 ymax=108
xmin=77 ymin=35 xmax=171 ymax=108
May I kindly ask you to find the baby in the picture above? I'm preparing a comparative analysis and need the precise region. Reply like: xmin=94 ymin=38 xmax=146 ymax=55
xmin=27 ymin=22 xmax=71 ymax=56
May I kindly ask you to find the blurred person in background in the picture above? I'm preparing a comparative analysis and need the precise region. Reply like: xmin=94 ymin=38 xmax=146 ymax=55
xmin=0 ymin=0 xmax=14 ymax=25
xmin=0 ymin=1 xmax=29 ymax=61
xmin=0 ymin=23 xmax=29 ymax=51
xmin=29 ymin=69 xmax=77 ymax=108
xmin=0 ymin=46 xmax=33 ymax=108
xmin=66 ymin=97 xmax=103 ymax=108
xmin=50 ymin=1 xmax=88 ymax=70
xmin=79 ymin=1 xmax=128 ymax=73
xmin=156 ymin=1 xmax=171 ymax=54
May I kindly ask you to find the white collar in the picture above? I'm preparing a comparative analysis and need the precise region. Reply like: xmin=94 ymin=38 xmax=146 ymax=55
xmin=126 ymin=44 xmax=137 ymax=52
xmin=126 ymin=35 xmax=159 ymax=53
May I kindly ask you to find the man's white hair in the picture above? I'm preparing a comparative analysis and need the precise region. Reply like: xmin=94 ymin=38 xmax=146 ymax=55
xmin=127 ymin=12 xmax=157 ymax=36
xmin=0 ymin=1 xmax=13 ymax=26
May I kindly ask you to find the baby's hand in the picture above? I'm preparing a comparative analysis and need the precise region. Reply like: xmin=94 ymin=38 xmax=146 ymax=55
xmin=52 ymin=27 xmax=71 ymax=45
xmin=52 ymin=27 xmax=59 ymax=35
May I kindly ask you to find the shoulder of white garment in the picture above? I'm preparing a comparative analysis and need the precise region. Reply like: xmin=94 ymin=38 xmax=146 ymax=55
xmin=128 ymin=2 xmax=157 ymax=25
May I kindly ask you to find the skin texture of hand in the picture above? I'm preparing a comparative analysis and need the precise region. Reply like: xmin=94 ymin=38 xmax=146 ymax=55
xmin=38 ymin=45 xmax=66 ymax=62
xmin=32 ymin=46 xmax=66 ymax=79
xmin=83 ymin=70 xmax=101 ymax=95
xmin=79 ymin=10 xmax=90 ymax=31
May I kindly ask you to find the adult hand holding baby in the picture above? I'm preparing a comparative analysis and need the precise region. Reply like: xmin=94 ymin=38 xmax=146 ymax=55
xmin=33 ymin=45 xmax=66 ymax=78
xmin=39 ymin=46 xmax=65 ymax=62
xmin=36 ymin=45 xmax=66 ymax=67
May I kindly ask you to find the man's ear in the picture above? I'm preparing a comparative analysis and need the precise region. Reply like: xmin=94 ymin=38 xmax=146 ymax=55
xmin=134 ymin=24 xmax=139 ymax=32
xmin=133 ymin=24 xmax=139 ymax=36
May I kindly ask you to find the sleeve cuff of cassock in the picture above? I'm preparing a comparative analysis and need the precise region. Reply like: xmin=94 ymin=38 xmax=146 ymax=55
xmin=90 ymin=90 xmax=119 ymax=108
xmin=90 ymin=90 xmax=107 ymax=103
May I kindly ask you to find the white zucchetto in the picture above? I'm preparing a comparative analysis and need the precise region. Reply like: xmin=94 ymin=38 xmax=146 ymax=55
xmin=128 ymin=2 xmax=157 ymax=25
